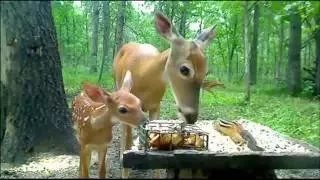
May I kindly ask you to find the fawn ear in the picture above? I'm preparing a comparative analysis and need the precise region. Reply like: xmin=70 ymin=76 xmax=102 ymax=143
xmin=83 ymin=82 xmax=110 ymax=103
xmin=120 ymin=71 xmax=133 ymax=92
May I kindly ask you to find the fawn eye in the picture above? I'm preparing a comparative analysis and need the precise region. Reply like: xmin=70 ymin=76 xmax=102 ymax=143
xmin=118 ymin=107 xmax=128 ymax=114
xmin=180 ymin=65 xmax=190 ymax=76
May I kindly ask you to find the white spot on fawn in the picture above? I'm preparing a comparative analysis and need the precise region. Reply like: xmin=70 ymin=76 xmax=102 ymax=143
xmin=95 ymin=104 xmax=106 ymax=111
xmin=84 ymin=116 xmax=89 ymax=121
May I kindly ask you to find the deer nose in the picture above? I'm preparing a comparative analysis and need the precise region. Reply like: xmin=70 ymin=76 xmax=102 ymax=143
xmin=178 ymin=107 xmax=198 ymax=124
xmin=184 ymin=112 xmax=198 ymax=124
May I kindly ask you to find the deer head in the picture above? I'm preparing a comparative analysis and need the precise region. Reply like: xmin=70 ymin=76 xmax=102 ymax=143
xmin=154 ymin=12 xmax=216 ymax=124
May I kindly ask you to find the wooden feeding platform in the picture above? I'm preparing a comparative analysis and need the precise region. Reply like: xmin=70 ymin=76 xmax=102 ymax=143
xmin=123 ymin=119 xmax=320 ymax=178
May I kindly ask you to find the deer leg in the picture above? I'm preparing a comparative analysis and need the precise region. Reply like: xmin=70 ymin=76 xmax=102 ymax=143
xmin=79 ymin=144 xmax=90 ymax=178
xmin=149 ymin=106 xmax=161 ymax=179
xmin=149 ymin=106 xmax=160 ymax=120
xmin=98 ymin=146 xmax=108 ymax=179
xmin=121 ymin=124 xmax=133 ymax=179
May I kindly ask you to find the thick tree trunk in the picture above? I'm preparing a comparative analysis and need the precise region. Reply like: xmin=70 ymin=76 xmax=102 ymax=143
xmin=90 ymin=1 xmax=100 ymax=73
xmin=249 ymin=3 xmax=259 ymax=85
xmin=115 ymin=0 xmax=126 ymax=54
xmin=315 ymin=12 xmax=320 ymax=96
xmin=244 ymin=1 xmax=251 ymax=102
xmin=98 ymin=1 xmax=111 ymax=83
xmin=276 ymin=19 xmax=284 ymax=83
xmin=287 ymin=6 xmax=302 ymax=96
xmin=0 ymin=1 xmax=78 ymax=163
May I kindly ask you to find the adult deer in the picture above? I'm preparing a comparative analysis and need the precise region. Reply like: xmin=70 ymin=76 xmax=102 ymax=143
xmin=72 ymin=71 xmax=147 ymax=178
xmin=113 ymin=12 xmax=216 ymax=178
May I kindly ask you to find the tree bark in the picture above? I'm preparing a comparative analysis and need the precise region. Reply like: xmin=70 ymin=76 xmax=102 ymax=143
xmin=0 ymin=1 xmax=78 ymax=163
xmin=287 ymin=6 xmax=302 ymax=96
xmin=115 ymin=0 xmax=126 ymax=54
xmin=90 ymin=1 xmax=100 ymax=73
xmin=244 ymin=1 xmax=251 ymax=102
xmin=276 ymin=18 xmax=284 ymax=83
xmin=249 ymin=3 xmax=259 ymax=85
xmin=98 ymin=1 xmax=110 ymax=83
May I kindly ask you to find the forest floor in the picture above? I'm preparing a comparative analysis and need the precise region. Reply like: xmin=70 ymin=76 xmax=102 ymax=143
xmin=0 ymin=120 xmax=320 ymax=179
xmin=0 ymin=120 xmax=319 ymax=179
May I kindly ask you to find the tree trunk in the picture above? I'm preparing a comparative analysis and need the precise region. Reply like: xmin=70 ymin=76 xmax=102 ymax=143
xmin=287 ymin=6 xmax=302 ymax=96
xmin=266 ymin=32 xmax=270 ymax=79
xmin=179 ymin=1 xmax=188 ymax=37
xmin=228 ymin=15 xmax=238 ymax=82
xmin=249 ymin=3 xmax=259 ymax=85
xmin=315 ymin=12 xmax=320 ymax=96
xmin=90 ymin=1 xmax=100 ymax=73
xmin=276 ymin=19 xmax=284 ymax=83
xmin=0 ymin=1 xmax=78 ymax=163
xmin=85 ymin=12 xmax=89 ymax=65
xmin=115 ymin=0 xmax=126 ymax=54
xmin=244 ymin=1 xmax=251 ymax=102
xmin=273 ymin=34 xmax=278 ymax=80
xmin=236 ymin=51 xmax=239 ymax=79
xmin=98 ymin=1 xmax=111 ymax=84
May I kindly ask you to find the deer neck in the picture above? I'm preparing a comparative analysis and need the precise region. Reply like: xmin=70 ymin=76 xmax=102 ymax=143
xmin=147 ymin=48 xmax=171 ymax=81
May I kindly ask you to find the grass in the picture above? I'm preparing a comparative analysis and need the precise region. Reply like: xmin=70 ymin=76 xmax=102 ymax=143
xmin=63 ymin=65 xmax=320 ymax=148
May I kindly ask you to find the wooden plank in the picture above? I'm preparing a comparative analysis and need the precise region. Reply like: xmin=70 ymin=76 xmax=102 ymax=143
xmin=123 ymin=150 xmax=320 ymax=169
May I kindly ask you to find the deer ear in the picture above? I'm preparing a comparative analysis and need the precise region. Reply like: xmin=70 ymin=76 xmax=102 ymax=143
xmin=154 ymin=11 xmax=180 ymax=42
xmin=194 ymin=26 xmax=217 ymax=49
xmin=120 ymin=71 xmax=133 ymax=92
xmin=83 ymin=82 xmax=110 ymax=103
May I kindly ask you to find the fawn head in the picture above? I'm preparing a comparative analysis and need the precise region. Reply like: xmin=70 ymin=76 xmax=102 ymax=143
xmin=82 ymin=71 xmax=146 ymax=128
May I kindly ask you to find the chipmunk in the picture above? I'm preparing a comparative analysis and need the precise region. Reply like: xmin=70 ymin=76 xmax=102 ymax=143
xmin=213 ymin=120 xmax=264 ymax=151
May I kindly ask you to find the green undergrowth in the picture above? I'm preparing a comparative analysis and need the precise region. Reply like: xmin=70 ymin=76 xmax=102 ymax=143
xmin=62 ymin=66 xmax=320 ymax=147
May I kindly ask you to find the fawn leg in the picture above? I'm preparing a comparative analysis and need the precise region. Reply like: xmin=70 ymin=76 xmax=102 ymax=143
xmin=79 ymin=144 xmax=90 ymax=178
xmin=98 ymin=145 xmax=108 ymax=178
xmin=121 ymin=124 xmax=132 ymax=179
xmin=149 ymin=106 xmax=161 ymax=179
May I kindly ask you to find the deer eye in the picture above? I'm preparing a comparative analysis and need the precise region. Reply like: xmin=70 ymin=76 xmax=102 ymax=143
xmin=180 ymin=65 xmax=190 ymax=76
xmin=118 ymin=107 xmax=128 ymax=114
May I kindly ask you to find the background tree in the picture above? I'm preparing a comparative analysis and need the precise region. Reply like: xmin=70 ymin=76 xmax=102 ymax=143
xmin=115 ymin=0 xmax=126 ymax=54
xmin=244 ymin=1 xmax=251 ymax=102
xmin=0 ymin=1 xmax=77 ymax=163
xmin=90 ymin=1 xmax=100 ymax=73
xmin=98 ymin=1 xmax=111 ymax=83
xmin=287 ymin=5 xmax=302 ymax=96
xmin=249 ymin=2 xmax=260 ymax=85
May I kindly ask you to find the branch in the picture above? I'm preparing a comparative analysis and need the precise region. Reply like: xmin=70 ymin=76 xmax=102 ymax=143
xmin=124 ymin=24 xmax=148 ymax=42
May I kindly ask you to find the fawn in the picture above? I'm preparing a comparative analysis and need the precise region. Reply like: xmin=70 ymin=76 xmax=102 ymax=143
xmin=72 ymin=71 xmax=147 ymax=178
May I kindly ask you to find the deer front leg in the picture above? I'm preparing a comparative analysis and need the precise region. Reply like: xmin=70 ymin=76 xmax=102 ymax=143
xmin=149 ymin=105 xmax=160 ymax=120
xmin=79 ymin=144 xmax=90 ymax=178
xmin=149 ymin=106 xmax=161 ymax=179
xmin=98 ymin=145 xmax=108 ymax=178
xmin=121 ymin=124 xmax=133 ymax=179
